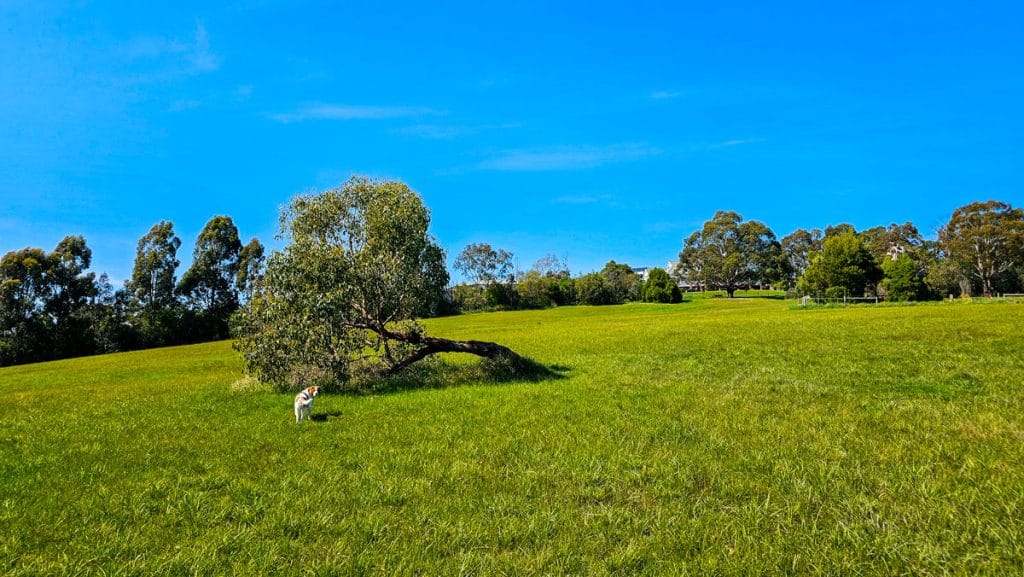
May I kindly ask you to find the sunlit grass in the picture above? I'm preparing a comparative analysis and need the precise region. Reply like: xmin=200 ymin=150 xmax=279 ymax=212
xmin=2 ymin=298 xmax=1023 ymax=575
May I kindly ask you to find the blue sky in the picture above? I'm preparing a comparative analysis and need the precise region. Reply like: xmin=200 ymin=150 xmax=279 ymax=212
xmin=2 ymin=1 xmax=1022 ymax=284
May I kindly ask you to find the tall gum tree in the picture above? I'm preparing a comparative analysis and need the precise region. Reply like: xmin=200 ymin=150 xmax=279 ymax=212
xmin=940 ymin=200 xmax=1024 ymax=297
xmin=678 ymin=211 xmax=786 ymax=297
xmin=233 ymin=177 xmax=532 ymax=388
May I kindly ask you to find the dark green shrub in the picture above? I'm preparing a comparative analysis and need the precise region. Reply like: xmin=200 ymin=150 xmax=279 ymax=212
xmin=641 ymin=268 xmax=682 ymax=303
xmin=882 ymin=254 xmax=930 ymax=301
xmin=576 ymin=273 xmax=616 ymax=305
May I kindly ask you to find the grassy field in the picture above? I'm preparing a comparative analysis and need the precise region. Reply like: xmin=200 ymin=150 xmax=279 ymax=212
xmin=2 ymin=298 xmax=1023 ymax=575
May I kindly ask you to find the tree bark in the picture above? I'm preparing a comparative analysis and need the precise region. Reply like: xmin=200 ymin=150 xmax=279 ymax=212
xmin=385 ymin=332 xmax=529 ymax=376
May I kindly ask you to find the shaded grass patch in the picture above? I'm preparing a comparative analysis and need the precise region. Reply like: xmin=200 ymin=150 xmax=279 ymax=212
xmin=359 ymin=353 xmax=569 ymax=396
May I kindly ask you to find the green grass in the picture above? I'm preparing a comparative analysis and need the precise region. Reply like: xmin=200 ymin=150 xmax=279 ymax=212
xmin=2 ymin=299 xmax=1023 ymax=575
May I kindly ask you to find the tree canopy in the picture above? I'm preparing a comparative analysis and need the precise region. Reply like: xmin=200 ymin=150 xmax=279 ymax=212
xmin=454 ymin=242 xmax=514 ymax=285
xmin=178 ymin=216 xmax=243 ymax=339
xmin=0 ymin=237 xmax=98 ymax=365
xmin=781 ymin=228 xmax=823 ymax=283
xmin=940 ymin=200 xmax=1024 ymax=297
xmin=127 ymin=221 xmax=181 ymax=311
xmin=797 ymin=231 xmax=882 ymax=297
xmin=236 ymin=238 xmax=266 ymax=303
xmin=678 ymin=211 xmax=788 ymax=297
xmin=233 ymin=176 xmax=530 ymax=390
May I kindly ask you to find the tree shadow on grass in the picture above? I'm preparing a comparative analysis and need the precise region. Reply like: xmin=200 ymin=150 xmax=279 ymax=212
xmin=310 ymin=411 xmax=343 ymax=422
xmin=358 ymin=355 xmax=570 ymax=396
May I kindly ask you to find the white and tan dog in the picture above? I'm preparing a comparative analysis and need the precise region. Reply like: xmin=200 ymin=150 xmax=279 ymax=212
xmin=294 ymin=386 xmax=320 ymax=423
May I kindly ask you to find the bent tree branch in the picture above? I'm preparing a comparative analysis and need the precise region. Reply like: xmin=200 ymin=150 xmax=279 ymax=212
xmin=383 ymin=329 xmax=530 ymax=376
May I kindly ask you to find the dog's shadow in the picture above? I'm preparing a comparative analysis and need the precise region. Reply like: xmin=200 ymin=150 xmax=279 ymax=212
xmin=310 ymin=411 xmax=343 ymax=423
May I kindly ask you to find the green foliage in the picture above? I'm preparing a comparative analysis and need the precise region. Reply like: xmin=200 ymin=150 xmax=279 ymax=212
xmin=599 ymin=261 xmax=641 ymax=303
xmin=178 ymin=215 xmax=243 ymax=340
xmin=0 ymin=237 xmax=100 ymax=365
xmin=882 ymin=254 xmax=930 ymax=302
xmin=859 ymin=222 xmax=924 ymax=263
xmin=940 ymin=200 xmax=1024 ymax=297
xmin=574 ymin=272 xmax=616 ymax=305
xmin=516 ymin=269 xmax=574 ymax=309
xmin=824 ymin=223 xmax=856 ymax=238
xmin=454 ymin=242 xmax=513 ymax=284
xmin=483 ymin=281 xmax=516 ymax=309
xmin=824 ymin=286 xmax=846 ymax=300
xmin=127 ymin=221 xmax=181 ymax=311
xmin=451 ymin=284 xmax=487 ymax=312
xmin=452 ymin=243 xmax=516 ymax=312
xmin=679 ymin=211 xmax=787 ymax=297
xmin=919 ymin=240 xmax=964 ymax=298
xmin=641 ymin=267 xmax=682 ymax=303
xmin=0 ymin=247 xmax=52 ymax=365
xmin=4 ymin=300 xmax=1024 ymax=574
xmin=0 ymin=221 xmax=267 ymax=366
xmin=236 ymin=238 xmax=266 ymax=303
xmin=798 ymin=231 xmax=883 ymax=297
xmin=233 ymin=176 xmax=451 ymax=389
xmin=781 ymin=228 xmax=823 ymax=281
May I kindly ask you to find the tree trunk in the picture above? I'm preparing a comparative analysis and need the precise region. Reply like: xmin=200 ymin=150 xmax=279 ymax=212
xmin=385 ymin=332 xmax=531 ymax=376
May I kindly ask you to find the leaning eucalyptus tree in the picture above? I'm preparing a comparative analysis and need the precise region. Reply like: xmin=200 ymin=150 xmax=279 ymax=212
xmin=233 ymin=177 xmax=530 ymax=389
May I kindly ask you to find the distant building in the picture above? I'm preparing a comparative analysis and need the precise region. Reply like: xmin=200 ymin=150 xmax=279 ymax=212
xmin=633 ymin=263 xmax=701 ymax=291
xmin=630 ymin=266 xmax=651 ymax=282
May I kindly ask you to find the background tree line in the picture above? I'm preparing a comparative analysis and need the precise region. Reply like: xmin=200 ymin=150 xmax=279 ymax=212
xmin=0 ymin=216 xmax=265 ymax=367
xmin=453 ymin=199 xmax=1024 ymax=312
xmin=3 ymin=198 xmax=1021 ymax=366
xmin=451 ymin=244 xmax=682 ymax=313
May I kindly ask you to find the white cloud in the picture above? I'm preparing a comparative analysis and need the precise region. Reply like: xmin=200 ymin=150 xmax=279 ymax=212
xmin=651 ymin=90 xmax=682 ymax=100
xmin=120 ymin=21 xmax=220 ymax=77
xmin=708 ymin=138 xmax=766 ymax=149
xmin=476 ymin=144 xmax=660 ymax=171
xmin=394 ymin=122 xmax=520 ymax=140
xmin=189 ymin=22 xmax=220 ymax=72
xmin=271 ymin=104 xmax=441 ymax=123
xmin=552 ymin=194 xmax=615 ymax=205
xmin=394 ymin=124 xmax=475 ymax=140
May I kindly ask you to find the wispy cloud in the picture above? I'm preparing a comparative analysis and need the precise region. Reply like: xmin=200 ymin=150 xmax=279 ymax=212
xmin=394 ymin=124 xmax=476 ymax=140
xmin=122 ymin=21 xmax=220 ymax=76
xmin=552 ymin=194 xmax=616 ymax=205
xmin=394 ymin=122 xmax=520 ymax=140
xmin=271 ymin=104 xmax=441 ymax=123
xmin=476 ymin=143 xmax=660 ymax=171
xmin=708 ymin=138 xmax=766 ymax=149
xmin=234 ymin=85 xmax=254 ymax=100
xmin=651 ymin=90 xmax=682 ymax=100
xmin=189 ymin=22 xmax=219 ymax=72
xmin=168 ymin=99 xmax=202 ymax=112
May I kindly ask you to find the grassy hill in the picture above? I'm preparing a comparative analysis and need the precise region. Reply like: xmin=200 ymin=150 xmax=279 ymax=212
xmin=2 ymin=298 xmax=1023 ymax=575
